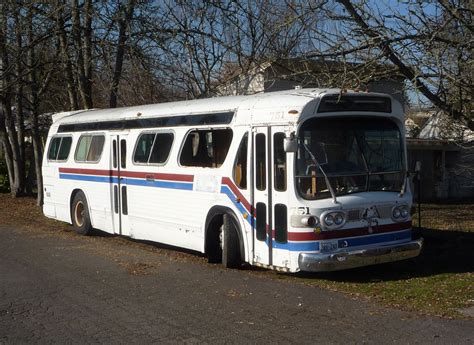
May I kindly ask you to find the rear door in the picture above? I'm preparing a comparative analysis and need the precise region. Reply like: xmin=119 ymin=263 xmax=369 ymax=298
xmin=110 ymin=134 xmax=130 ymax=236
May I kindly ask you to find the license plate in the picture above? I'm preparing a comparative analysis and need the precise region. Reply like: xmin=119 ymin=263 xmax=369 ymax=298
xmin=320 ymin=240 xmax=338 ymax=253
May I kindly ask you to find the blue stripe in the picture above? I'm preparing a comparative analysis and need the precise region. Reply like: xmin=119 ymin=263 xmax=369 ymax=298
xmin=271 ymin=240 xmax=319 ymax=251
xmin=220 ymin=186 xmax=252 ymax=225
xmin=338 ymin=229 xmax=412 ymax=248
xmin=60 ymin=173 xmax=192 ymax=191
xmin=126 ymin=178 xmax=193 ymax=190
xmin=60 ymin=173 xmax=117 ymax=183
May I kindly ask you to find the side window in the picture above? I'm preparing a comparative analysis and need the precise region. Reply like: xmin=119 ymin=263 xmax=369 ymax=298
xmin=48 ymin=136 xmax=72 ymax=161
xmin=233 ymin=133 xmax=248 ymax=189
xmin=75 ymin=135 xmax=105 ymax=163
xmin=134 ymin=133 xmax=155 ymax=163
xmin=120 ymin=139 xmax=126 ymax=168
xmin=133 ymin=132 xmax=174 ymax=165
xmin=149 ymin=133 xmax=174 ymax=164
xmin=255 ymin=133 xmax=266 ymax=190
xmin=274 ymin=132 xmax=286 ymax=191
xmin=180 ymin=128 xmax=233 ymax=167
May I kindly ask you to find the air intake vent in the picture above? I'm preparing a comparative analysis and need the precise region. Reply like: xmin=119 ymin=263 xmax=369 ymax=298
xmin=347 ymin=209 xmax=360 ymax=222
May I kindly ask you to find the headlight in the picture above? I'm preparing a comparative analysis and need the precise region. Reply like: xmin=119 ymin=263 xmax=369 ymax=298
xmin=324 ymin=214 xmax=334 ymax=226
xmin=321 ymin=211 xmax=346 ymax=229
xmin=392 ymin=208 xmax=401 ymax=219
xmin=392 ymin=205 xmax=409 ymax=221
xmin=334 ymin=213 xmax=344 ymax=225
xmin=400 ymin=208 xmax=409 ymax=218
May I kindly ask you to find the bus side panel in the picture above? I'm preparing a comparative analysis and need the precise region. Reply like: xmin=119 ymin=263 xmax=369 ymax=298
xmin=128 ymin=185 xmax=204 ymax=251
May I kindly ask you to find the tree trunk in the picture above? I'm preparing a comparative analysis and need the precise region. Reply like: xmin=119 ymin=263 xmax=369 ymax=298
xmin=14 ymin=7 xmax=26 ymax=190
xmin=109 ymin=0 xmax=136 ymax=108
xmin=0 ymin=2 xmax=25 ymax=197
xmin=55 ymin=0 xmax=79 ymax=110
xmin=71 ymin=0 xmax=93 ymax=109
xmin=27 ymin=4 xmax=44 ymax=206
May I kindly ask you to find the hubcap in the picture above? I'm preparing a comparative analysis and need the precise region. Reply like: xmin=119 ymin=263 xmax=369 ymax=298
xmin=74 ymin=201 xmax=85 ymax=227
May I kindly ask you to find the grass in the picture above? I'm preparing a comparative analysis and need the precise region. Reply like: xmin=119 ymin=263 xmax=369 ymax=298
xmin=287 ymin=202 xmax=474 ymax=318
xmin=1 ymin=194 xmax=473 ymax=319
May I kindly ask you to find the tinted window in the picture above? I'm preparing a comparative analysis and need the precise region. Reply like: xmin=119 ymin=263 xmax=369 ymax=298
xmin=75 ymin=135 xmax=105 ymax=163
xmin=180 ymin=129 xmax=232 ymax=167
xmin=134 ymin=133 xmax=155 ymax=163
xmin=255 ymin=133 xmax=266 ymax=191
xmin=133 ymin=132 xmax=174 ymax=165
xmin=273 ymin=133 xmax=286 ymax=191
xmin=48 ymin=136 xmax=72 ymax=161
xmin=149 ymin=133 xmax=174 ymax=164
xmin=120 ymin=139 xmax=126 ymax=168
xmin=233 ymin=133 xmax=248 ymax=189
xmin=274 ymin=204 xmax=287 ymax=243
xmin=48 ymin=137 xmax=61 ymax=160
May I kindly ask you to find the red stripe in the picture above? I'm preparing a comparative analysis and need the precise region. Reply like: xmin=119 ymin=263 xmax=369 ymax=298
xmin=59 ymin=167 xmax=193 ymax=182
xmin=59 ymin=167 xmax=112 ymax=176
xmin=121 ymin=171 xmax=193 ymax=182
xmin=221 ymin=177 xmax=252 ymax=214
xmin=274 ymin=221 xmax=412 ymax=241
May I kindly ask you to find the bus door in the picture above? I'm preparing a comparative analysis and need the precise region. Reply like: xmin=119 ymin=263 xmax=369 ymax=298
xmin=252 ymin=126 xmax=290 ymax=267
xmin=110 ymin=134 xmax=130 ymax=236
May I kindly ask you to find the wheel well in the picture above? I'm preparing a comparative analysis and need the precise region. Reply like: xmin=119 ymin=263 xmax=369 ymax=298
xmin=205 ymin=206 xmax=245 ymax=262
xmin=69 ymin=189 xmax=83 ymax=223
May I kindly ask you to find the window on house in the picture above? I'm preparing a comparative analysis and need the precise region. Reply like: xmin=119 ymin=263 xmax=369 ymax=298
xmin=180 ymin=128 xmax=233 ymax=167
xmin=48 ymin=136 xmax=72 ymax=161
xmin=75 ymin=135 xmax=105 ymax=163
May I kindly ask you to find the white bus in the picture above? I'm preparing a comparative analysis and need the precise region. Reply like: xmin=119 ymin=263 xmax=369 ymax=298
xmin=42 ymin=88 xmax=423 ymax=272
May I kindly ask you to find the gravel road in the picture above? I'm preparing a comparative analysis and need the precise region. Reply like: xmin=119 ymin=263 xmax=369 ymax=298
xmin=0 ymin=225 xmax=472 ymax=344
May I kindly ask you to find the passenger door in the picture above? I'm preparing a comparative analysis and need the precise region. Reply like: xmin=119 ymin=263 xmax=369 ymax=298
xmin=252 ymin=126 xmax=289 ymax=268
xmin=110 ymin=134 xmax=130 ymax=236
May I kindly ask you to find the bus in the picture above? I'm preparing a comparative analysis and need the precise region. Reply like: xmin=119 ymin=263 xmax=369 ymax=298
xmin=42 ymin=88 xmax=423 ymax=272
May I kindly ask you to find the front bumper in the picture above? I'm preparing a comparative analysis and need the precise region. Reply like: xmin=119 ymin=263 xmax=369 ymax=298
xmin=298 ymin=238 xmax=423 ymax=272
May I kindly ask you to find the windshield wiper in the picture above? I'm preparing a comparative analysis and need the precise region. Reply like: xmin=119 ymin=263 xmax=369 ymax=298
xmin=299 ymin=140 xmax=339 ymax=204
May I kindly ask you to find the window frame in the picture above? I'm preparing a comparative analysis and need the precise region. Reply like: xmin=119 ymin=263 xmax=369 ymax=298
xmin=232 ymin=132 xmax=248 ymax=190
xmin=47 ymin=135 xmax=73 ymax=162
xmin=178 ymin=127 xmax=233 ymax=168
xmin=74 ymin=133 xmax=106 ymax=164
xmin=132 ymin=130 xmax=175 ymax=166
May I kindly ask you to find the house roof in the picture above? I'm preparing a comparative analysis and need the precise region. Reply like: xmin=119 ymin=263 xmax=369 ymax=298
xmin=219 ymin=58 xmax=405 ymax=87
xmin=418 ymin=111 xmax=474 ymax=142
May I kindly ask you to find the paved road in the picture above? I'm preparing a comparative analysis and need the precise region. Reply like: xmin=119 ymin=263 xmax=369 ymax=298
xmin=0 ymin=226 xmax=472 ymax=344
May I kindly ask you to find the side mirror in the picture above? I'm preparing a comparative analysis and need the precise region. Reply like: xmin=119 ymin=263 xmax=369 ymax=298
xmin=284 ymin=134 xmax=298 ymax=152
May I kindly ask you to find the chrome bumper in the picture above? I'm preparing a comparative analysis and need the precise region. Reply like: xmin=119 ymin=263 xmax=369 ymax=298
xmin=298 ymin=238 xmax=423 ymax=272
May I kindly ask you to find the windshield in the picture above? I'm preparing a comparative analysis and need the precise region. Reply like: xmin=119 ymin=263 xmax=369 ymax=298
xmin=296 ymin=117 xmax=405 ymax=200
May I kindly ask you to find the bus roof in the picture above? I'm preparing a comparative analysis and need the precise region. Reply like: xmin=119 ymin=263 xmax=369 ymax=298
xmin=51 ymin=88 xmax=402 ymax=129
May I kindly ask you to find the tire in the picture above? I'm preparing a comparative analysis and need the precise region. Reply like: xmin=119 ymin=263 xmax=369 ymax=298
xmin=71 ymin=191 xmax=93 ymax=235
xmin=221 ymin=214 xmax=241 ymax=268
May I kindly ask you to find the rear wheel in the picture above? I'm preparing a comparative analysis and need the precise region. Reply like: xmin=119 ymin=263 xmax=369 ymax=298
xmin=71 ymin=191 xmax=93 ymax=235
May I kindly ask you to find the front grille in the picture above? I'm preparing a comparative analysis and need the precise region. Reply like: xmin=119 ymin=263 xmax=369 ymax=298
xmin=347 ymin=209 xmax=360 ymax=222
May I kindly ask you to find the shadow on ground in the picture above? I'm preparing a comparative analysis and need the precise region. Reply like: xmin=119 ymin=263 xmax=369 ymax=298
xmin=294 ymin=227 xmax=474 ymax=282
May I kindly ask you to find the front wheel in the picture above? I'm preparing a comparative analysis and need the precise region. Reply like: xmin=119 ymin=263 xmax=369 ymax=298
xmin=221 ymin=214 xmax=241 ymax=268
xmin=71 ymin=191 xmax=93 ymax=235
